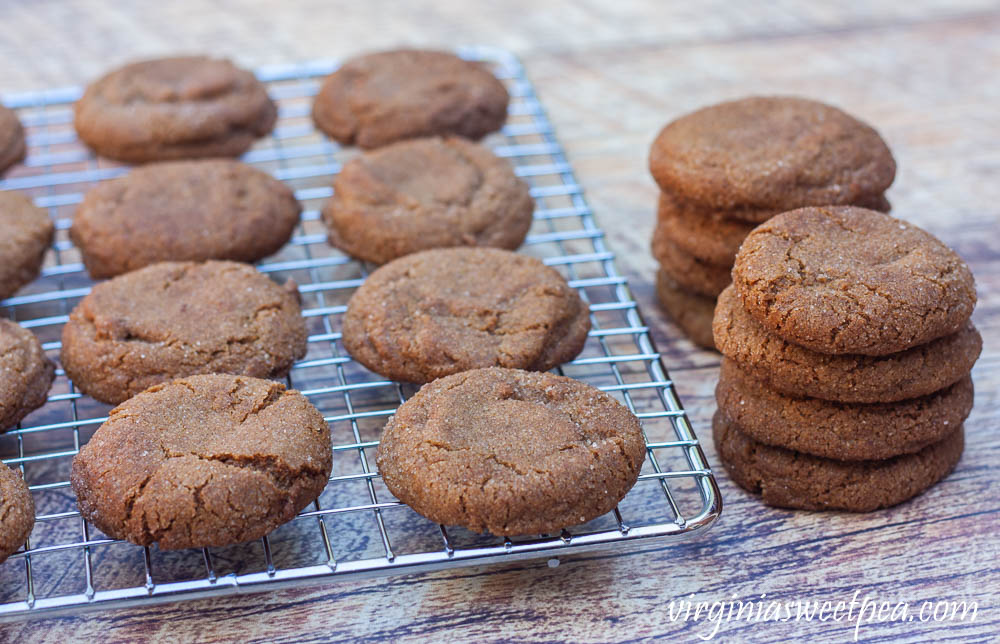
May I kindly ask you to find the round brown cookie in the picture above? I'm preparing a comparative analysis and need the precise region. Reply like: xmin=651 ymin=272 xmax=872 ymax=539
xmin=733 ymin=207 xmax=977 ymax=356
xmin=652 ymin=223 xmax=731 ymax=297
xmin=713 ymin=410 xmax=963 ymax=511
xmin=716 ymin=358 xmax=973 ymax=461
xmin=655 ymin=269 xmax=717 ymax=350
xmin=71 ymin=374 xmax=331 ymax=549
xmin=71 ymin=159 xmax=301 ymax=278
xmin=61 ymin=261 xmax=307 ymax=405
xmin=74 ymin=56 xmax=276 ymax=163
xmin=0 ymin=462 xmax=34 ymax=563
xmin=713 ymin=286 xmax=981 ymax=403
xmin=376 ymin=367 xmax=646 ymax=535
xmin=656 ymin=192 xmax=756 ymax=266
xmin=343 ymin=248 xmax=590 ymax=383
xmin=323 ymin=137 xmax=533 ymax=264
xmin=648 ymin=96 xmax=896 ymax=211
xmin=0 ymin=319 xmax=55 ymax=431
xmin=0 ymin=191 xmax=54 ymax=301
xmin=0 ymin=104 xmax=27 ymax=175
xmin=312 ymin=49 xmax=509 ymax=149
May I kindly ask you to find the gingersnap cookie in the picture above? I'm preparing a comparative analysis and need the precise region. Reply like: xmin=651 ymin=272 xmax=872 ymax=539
xmin=323 ymin=137 xmax=533 ymax=264
xmin=0 ymin=462 xmax=34 ymax=563
xmin=0 ymin=319 xmax=55 ymax=431
xmin=74 ymin=56 xmax=276 ymax=163
xmin=649 ymin=96 xmax=896 ymax=212
xmin=61 ymin=261 xmax=307 ymax=405
xmin=733 ymin=207 xmax=977 ymax=356
xmin=0 ymin=191 xmax=54 ymax=301
xmin=0 ymin=104 xmax=26 ymax=175
xmin=71 ymin=160 xmax=300 ymax=278
xmin=376 ymin=367 xmax=646 ymax=535
xmin=717 ymin=358 xmax=972 ymax=461
xmin=656 ymin=193 xmax=756 ymax=266
xmin=713 ymin=410 xmax=963 ymax=511
xmin=343 ymin=248 xmax=590 ymax=383
xmin=71 ymin=374 xmax=331 ymax=549
xmin=655 ymin=269 xmax=716 ymax=350
xmin=713 ymin=286 xmax=981 ymax=403
xmin=312 ymin=49 xmax=509 ymax=149
xmin=652 ymin=223 xmax=731 ymax=297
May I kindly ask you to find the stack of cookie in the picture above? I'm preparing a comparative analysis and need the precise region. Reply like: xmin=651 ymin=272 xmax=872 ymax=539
xmin=647 ymin=96 xmax=896 ymax=349
xmin=713 ymin=206 xmax=981 ymax=511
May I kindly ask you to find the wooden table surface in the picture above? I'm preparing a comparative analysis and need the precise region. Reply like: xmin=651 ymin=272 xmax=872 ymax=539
xmin=2 ymin=1 xmax=998 ymax=641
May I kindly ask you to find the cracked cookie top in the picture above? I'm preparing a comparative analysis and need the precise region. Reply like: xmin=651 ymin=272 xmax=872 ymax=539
xmin=311 ymin=49 xmax=509 ymax=149
xmin=0 ymin=319 xmax=55 ymax=432
xmin=342 ymin=247 xmax=591 ymax=383
xmin=0 ymin=462 xmax=34 ymax=563
xmin=74 ymin=56 xmax=277 ymax=163
xmin=732 ymin=206 xmax=976 ymax=356
xmin=375 ymin=367 xmax=646 ymax=536
xmin=71 ymin=159 xmax=301 ymax=278
xmin=0 ymin=104 xmax=26 ymax=175
xmin=61 ymin=261 xmax=307 ymax=405
xmin=71 ymin=374 xmax=331 ymax=550
xmin=323 ymin=137 xmax=533 ymax=264
xmin=649 ymin=96 xmax=896 ymax=211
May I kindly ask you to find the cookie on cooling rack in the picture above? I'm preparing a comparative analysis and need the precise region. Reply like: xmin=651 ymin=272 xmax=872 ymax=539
xmin=0 ymin=191 xmax=54 ymax=301
xmin=61 ymin=261 xmax=307 ymax=405
xmin=732 ymin=206 xmax=977 ymax=356
xmin=312 ymin=49 xmax=509 ymax=149
xmin=0 ymin=319 xmax=55 ymax=432
xmin=712 ymin=286 xmax=982 ymax=403
xmin=376 ymin=367 xmax=646 ymax=536
xmin=71 ymin=374 xmax=331 ymax=550
xmin=323 ymin=137 xmax=533 ymax=264
xmin=71 ymin=159 xmax=301 ymax=278
xmin=74 ymin=56 xmax=276 ymax=163
xmin=713 ymin=410 xmax=964 ymax=511
xmin=0 ymin=103 xmax=27 ymax=175
xmin=342 ymin=247 xmax=590 ymax=383
xmin=0 ymin=462 xmax=34 ymax=563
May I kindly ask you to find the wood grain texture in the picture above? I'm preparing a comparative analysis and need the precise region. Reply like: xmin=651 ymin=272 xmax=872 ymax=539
xmin=2 ymin=1 xmax=999 ymax=641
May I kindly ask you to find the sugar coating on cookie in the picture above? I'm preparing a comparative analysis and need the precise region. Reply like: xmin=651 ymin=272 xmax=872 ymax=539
xmin=0 ymin=191 xmax=54 ymax=301
xmin=655 ymin=192 xmax=757 ymax=266
xmin=342 ymin=248 xmax=591 ymax=383
xmin=713 ymin=410 xmax=963 ymax=512
xmin=655 ymin=269 xmax=717 ymax=350
xmin=649 ymin=96 xmax=895 ymax=211
xmin=74 ymin=56 xmax=276 ymax=163
xmin=0 ymin=463 xmax=34 ymax=563
xmin=312 ymin=49 xmax=509 ymax=149
xmin=71 ymin=374 xmax=331 ymax=549
xmin=733 ymin=206 xmax=976 ymax=356
xmin=0 ymin=104 xmax=27 ymax=175
xmin=323 ymin=137 xmax=533 ymax=264
xmin=376 ymin=368 xmax=646 ymax=535
xmin=71 ymin=159 xmax=301 ymax=278
xmin=0 ymin=319 xmax=55 ymax=431
xmin=61 ymin=261 xmax=307 ymax=404
xmin=716 ymin=358 xmax=973 ymax=461
xmin=712 ymin=286 xmax=981 ymax=403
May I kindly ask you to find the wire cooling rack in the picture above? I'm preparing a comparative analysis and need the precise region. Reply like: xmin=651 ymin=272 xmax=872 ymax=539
xmin=0 ymin=47 xmax=721 ymax=620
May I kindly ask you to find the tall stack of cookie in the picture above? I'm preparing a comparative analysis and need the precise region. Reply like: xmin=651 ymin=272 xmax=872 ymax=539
xmin=647 ymin=96 xmax=896 ymax=349
xmin=713 ymin=206 xmax=981 ymax=511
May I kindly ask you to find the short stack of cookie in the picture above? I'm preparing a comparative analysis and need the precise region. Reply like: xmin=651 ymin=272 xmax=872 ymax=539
xmin=713 ymin=206 xmax=981 ymax=511
xmin=647 ymin=96 xmax=896 ymax=349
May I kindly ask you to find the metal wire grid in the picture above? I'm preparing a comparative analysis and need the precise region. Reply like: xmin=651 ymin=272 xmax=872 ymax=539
xmin=0 ymin=47 xmax=720 ymax=620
